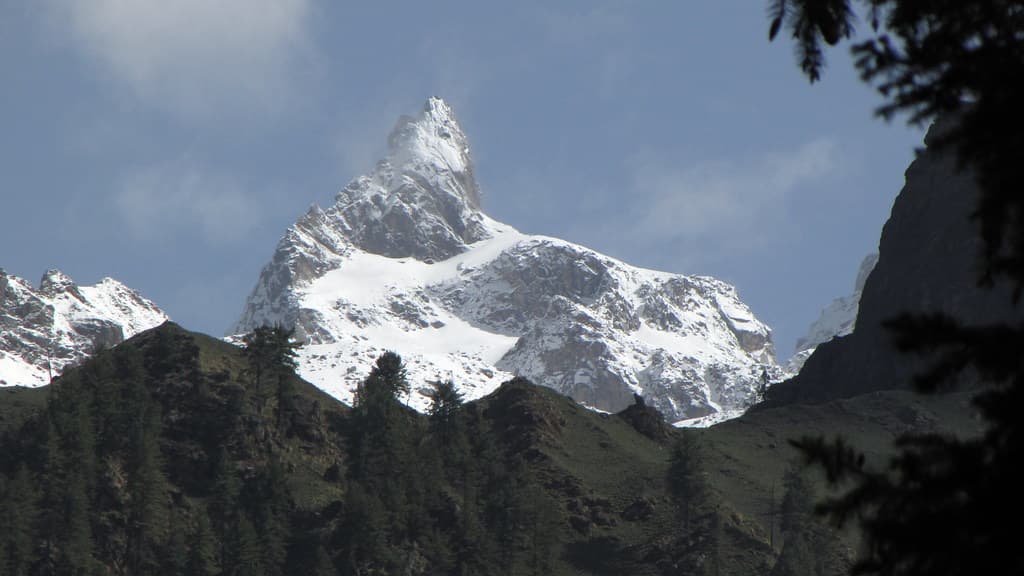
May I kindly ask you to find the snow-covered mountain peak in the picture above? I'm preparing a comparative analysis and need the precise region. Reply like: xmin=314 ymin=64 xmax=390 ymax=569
xmin=234 ymin=98 xmax=785 ymax=423
xmin=0 ymin=268 xmax=169 ymax=387
xmin=385 ymin=97 xmax=475 ymax=198
xmin=39 ymin=268 xmax=81 ymax=299
xmin=327 ymin=97 xmax=490 ymax=262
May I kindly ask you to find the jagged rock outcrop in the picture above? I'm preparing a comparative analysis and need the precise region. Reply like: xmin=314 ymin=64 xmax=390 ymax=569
xmin=0 ymin=268 xmax=168 ymax=386
xmin=768 ymin=119 xmax=1024 ymax=406
xmin=233 ymin=98 xmax=783 ymax=422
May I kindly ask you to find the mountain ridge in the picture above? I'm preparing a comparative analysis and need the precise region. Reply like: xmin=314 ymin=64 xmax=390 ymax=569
xmin=0 ymin=267 xmax=168 ymax=386
xmin=233 ymin=98 xmax=783 ymax=422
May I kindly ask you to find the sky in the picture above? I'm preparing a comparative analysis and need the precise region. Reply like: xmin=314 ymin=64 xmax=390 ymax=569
xmin=0 ymin=1 xmax=924 ymax=360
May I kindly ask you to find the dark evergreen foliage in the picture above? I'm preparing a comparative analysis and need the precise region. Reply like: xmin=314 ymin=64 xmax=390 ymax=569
xmin=242 ymin=325 xmax=302 ymax=430
xmin=0 ymin=465 xmax=36 ymax=576
xmin=768 ymin=0 xmax=1024 ymax=286
xmin=668 ymin=432 xmax=708 ymax=532
xmin=0 ymin=324 xmax=745 ymax=575
xmin=769 ymin=1 xmax=1024 ymax=573
xmin=186 ymin=510 xmax=218 ymax=576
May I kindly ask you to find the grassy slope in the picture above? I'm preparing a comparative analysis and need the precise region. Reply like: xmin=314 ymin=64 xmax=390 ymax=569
xmin=478 ymin=380 xmax=775 ymax=575
xmin=0 ymin=323 xmax=986 ymax=575
xmin=190 ymin=330 xmax=349 ymax=510
xmin=700 ymin=389 xmax=984 ymax=553
xmin=0 ymin=385 xmax=47 ymax=434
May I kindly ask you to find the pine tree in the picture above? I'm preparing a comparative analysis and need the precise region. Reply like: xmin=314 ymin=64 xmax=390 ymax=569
xmin=310 ymin=545 xmax=335 ymax=576
xmin=210 ymin=454 xmax=241 ymax=566
xmin=128 ymin=405 xmax=171 ymax=575
xmin=668 ymin=432 xmax=708 ymax=532
xmin=360 ymin=351 xmax=410 ymax=402
xmin=456 ymin=406 xmax=501 ymax=573
xmin=242 ymin=325 xmax=301 ymax=421
xmin=243 ymin=326 xmax=299 ymax=387
xmin=44 ymin=388 xmax=99 ymax=576
xmin=338 ymin=483 xmax=390 ymax=575
xmin=166 ymin=515 xmax=189 ymax=576
xmin=486 ymin=454 xmax=530 ymax=575
xmin=256 ymin=458 xmax=291 ymax=576
xmin=276 ymin=372 xmax=297 ymax=434
xmin=34 ymin=421 xmax=63 ymax=575
xmin=61 ymin=469 xmax=95 ymax=575
xmin=0 ymin=466 xmax=37 ymax=576
xmin=427 ymin=380 xmax=463 ymax=429
xmin=524 ymin=480 xmax=560 ymax=575
xmin=186 ymin=510 xmax=218 ymax=576
xmin=227 ymin=515 xmax=264 ymax=576
xmin=349 ymin=352 xmax=412 ymax=487
xmin=427 ymin=380 xmax=469 ymax=471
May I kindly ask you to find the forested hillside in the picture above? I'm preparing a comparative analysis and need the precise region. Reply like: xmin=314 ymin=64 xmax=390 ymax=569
xmin=0 ymin=322 xmax=982 ymax=575
xmin=0 ymin=323 xmax=758 ymax=575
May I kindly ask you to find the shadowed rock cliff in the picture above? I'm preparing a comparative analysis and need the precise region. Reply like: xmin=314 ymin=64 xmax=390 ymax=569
xmin=768 ymin=119 xmax=1024 ymax=406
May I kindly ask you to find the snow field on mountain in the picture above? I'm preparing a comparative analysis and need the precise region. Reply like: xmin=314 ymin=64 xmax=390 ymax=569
xmin=0 ymin=351 xmax=49 ymax=386
xmin=282 ymin=224 xmax=779 ymax=417
xmin=233 ymin=97 xmax=785 ymax=421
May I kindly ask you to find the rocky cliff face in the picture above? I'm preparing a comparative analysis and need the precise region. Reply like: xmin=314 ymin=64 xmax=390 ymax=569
xmin=0 ymin=268 xmax=168 ymax=386
xmin=233 ymin=98 xmax=783 ymax=422
xmin=768 ymin=120 xmax=1024 ymax=405
xmin=784 ymin=253 xmax=877 ymax=375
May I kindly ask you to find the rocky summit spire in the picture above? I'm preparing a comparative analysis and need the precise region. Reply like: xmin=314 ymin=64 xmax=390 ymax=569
xmin=232 ymin=97 xmax=499 ymax=334
xmin=39 ymin=269 xmax=82 ymax=299
xmin=386 ymin=97 xmax=481 ymax=209
xmin=325 ymin=97 xmax=491 ymax=262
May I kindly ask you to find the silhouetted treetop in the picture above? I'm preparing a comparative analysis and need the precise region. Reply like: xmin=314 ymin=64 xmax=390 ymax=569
xmin=770 ymin=0 xmax=1024 ymax=289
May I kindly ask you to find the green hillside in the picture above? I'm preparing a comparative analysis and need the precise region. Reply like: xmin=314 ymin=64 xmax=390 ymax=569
xmin=0 ymin=322 xmax=981 ymax=575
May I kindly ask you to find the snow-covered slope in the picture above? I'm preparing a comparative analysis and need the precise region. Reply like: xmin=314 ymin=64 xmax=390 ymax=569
xmin=233 ymin=97 xmax=784 ymax=422
xmin=0 ymin=268 xmax=168 ymax=386
xmin=785 ymin=253 xmax=877 ymax=374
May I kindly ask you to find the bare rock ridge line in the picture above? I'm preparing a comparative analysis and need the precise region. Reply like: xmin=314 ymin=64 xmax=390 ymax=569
xmin=769 ymin=118 xmax=1024 ymax=406
xmin=233 ymin=97 xmax=784 ymax=423
xmin=0 ymin=268 xmax=168 ymax=386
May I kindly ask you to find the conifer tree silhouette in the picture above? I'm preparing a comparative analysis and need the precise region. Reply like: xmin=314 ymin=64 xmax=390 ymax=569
xmin=769 ymin=2 xmax=1024 ymax=573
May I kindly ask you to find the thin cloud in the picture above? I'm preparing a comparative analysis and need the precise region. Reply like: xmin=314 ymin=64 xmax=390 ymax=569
xmin=47 ymin=0 xmax=313 ymax=118
xmin=628 ymin=138 xmax=840 ymax=260
xmin=538 ymin=3 xmax=635 ymax=98
xmin=113 ymin=161 xmax=262 ymax=245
